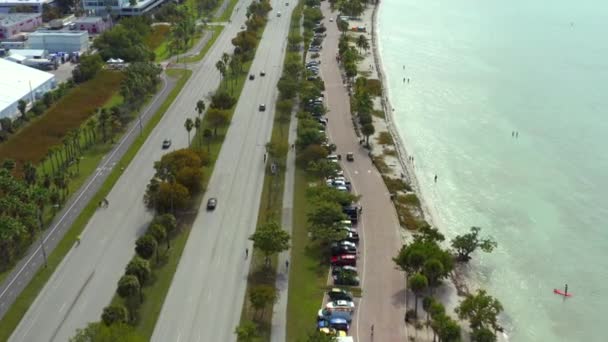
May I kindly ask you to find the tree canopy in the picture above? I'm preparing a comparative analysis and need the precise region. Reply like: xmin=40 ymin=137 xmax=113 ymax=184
xmin=451 ymin=227 xmax=497 ymax=262
xmin=249 ymin=221 xmax=290 ymax=266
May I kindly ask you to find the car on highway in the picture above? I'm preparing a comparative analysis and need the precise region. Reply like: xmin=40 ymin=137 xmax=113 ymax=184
xmin=259 ymin=104 xmax=266 ymax=111
xmin=260 ymin=70 xmax=266 ymax=76
xmin=162 ymin=139 xmax=172 ymax=149
xmin=326 ymin=300 xmax=355 ymax=312
xmin=206 ymin=197 xmax=217 ymax=210
xmin=277 ymin=11 xmax=281 ymax=17
xmin=241 ymin=25 xmax=245 ymax=29
xmin=346 ymin=152 xmax=354 ymax=161
xmin=331 ymin=254 xmax=357 ymax=266
xmin=249 ymin=74 xmax=255 ymax=80
xmin=329 ymin=17 xmax=334 ymax=22
xmin=327 ymin=288 xmax=353 ymax=301
xmin=333 ymin=272 xmax=360 ymax=286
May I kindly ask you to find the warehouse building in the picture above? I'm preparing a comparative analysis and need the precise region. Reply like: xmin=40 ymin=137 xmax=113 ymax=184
xmin=0 ymin=13 xmax=43 ymax=39
xmin=0 ymin=58 xmax=56 ymax=120
xmin=73 ymin=16 xmax=111 ymax=34
xmin=27 ymin=30 xmax=89 ymax=53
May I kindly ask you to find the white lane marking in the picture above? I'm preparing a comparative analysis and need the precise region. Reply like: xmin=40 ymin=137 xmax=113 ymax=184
xmin=0 ymin=76 xmax=170 ymax=301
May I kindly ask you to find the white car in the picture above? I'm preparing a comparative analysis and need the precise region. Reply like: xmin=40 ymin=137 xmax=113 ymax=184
xmin=336 ymin=186 xmax=348 ymax=192
xmin=326 ymin=300 xmax=355 ymax=312
xmin=329 ymin=17 xmax=334 ymax=22
xmin=327 ymin=155 xmax=339 ymax=163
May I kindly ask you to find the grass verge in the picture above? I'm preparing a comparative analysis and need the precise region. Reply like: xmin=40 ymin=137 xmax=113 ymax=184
xmin=215 ymin=0 xmax=240 ymax=22
xmin=180 ymin=25 xmax=223 ymax=63
xmin=286 ymin=169 xmax=329 ymax=341
xmin=0 ymin=69 xmax=192 ymax=342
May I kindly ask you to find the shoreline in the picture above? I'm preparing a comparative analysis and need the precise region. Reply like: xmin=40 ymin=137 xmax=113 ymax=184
xmin=367 ymin=0 xmax=471 ymax=325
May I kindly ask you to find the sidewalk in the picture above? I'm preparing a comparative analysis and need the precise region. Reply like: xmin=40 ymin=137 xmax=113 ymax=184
xmin=0 ymin=73 xmax=177 ymax=321
xmin=270 ymin=110 xmax=298 ymax=342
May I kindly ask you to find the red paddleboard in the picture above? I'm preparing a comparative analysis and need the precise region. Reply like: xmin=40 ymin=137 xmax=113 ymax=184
xmin=554 ymin=289 xmax=572 ymax=297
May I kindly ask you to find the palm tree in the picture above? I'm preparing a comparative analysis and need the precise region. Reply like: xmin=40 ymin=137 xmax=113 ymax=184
xmin=356 ymin=34 xmax=369 ymax=54
xmin=196 ymin=100 xmax=206 ymax=116
xmin=184 ymin=118 xmax=194 ymax=146
xmin=22 ymin=162 xmax=37 ymax=186
xmin=194 ymin=117 xmax=201 ymax=147
xmin=409 ymin=273 xmax=428 ymax=318
xmin=86 ymin=118 xmax=97 ymax=146
xmin=98 ymin=108 xmax=110 ymax=143
xmin=215 ymin=60 xmax=226 ymax=85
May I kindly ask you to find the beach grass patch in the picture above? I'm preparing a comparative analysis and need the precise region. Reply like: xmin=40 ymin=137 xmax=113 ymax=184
xmin=381 ymin=175 xmax=411 ymax=193
xmin=372 ymin=109 xmax=385 ymax=118
xmin=397 ymin=193 xmax=420 ymax=207
xmin=366 ymin=79 xmax=382 ymax=96
xmin=377 ymin=132 xmax=393 ymax=145
xmin=383 ymin=148 xmax=397 ymax=157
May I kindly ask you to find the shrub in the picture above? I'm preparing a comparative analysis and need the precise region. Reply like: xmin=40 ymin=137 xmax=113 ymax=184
xmin=210 ymin=90 xmax=236 ymax=109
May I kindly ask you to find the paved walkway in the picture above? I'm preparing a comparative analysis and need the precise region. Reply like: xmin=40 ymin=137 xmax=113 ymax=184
xmin=270 ymin=110 xmax=298 ymax=342
xmin=319 ymin=2 xmax=407 ymax=341
xmin=0 ymin=73 xmax=176 ymax=321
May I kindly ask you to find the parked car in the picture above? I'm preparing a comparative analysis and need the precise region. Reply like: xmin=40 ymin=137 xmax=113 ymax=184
xmin=319 ymin=327 xmax=347 ymax=337
xmin=331 ymin=241 xmax=356 ymax=253
xmin=343 ymin=232 xmax=360 ymax=244
xmin=326 ymin=300 xmax=355 ymax=312
xmin=331 ymin=254 xmax=356 ymax=266
xmin=331 ymin=245 xmax=356 ymax=256
xmin=329 ymin=317 xmax=350 ymax=331
xmin=333 ymin=272 xmax=360 ymax=286
xmin=327 ymin=288 xmax=353 ymax=301
xmin=206 ymin=197 xmax=217 ymax=210
xmin=327 ymin=154 xmax=339 ymax=163
xmin=318 ymin=308 xmax=352 ymax=322
xmin=331 ymin=265 xmax=357 ymax=276
xmin=162 ymin=139 xmax=171 ymax=149
xmin=259 ymin=104 xmax=266 ymax=111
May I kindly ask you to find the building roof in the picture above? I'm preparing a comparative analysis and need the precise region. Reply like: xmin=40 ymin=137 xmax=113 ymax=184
xmin=8 ymin=49 xmax=46 ymax=57
xmin=73 ymin=16 xmax=104 ymax=24
xmin=0 ymin=58 xmax=55 ymax=114
xmin=0 ymin=13 xmax=40 ymax=27
xmin=0 ymin=0 xmax=51 ymax=4
xmin=29 ymin=30 xmax=88 ymax=37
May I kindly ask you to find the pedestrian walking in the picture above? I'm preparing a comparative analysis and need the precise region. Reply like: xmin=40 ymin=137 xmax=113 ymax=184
xmin=76 ymin=235 xmax=81 ymax=246
xmin=371 ymin=324 xmax=374 ymax=336
xmin=291 ymin=143 xmax=295 ymax=150
xmin=285 ymin=260 xmax=289 ymax=270
xmin=263 ymin=153 xmax=267 ymax=163
xmin=245 ymin=248 xmax=249 ymax=259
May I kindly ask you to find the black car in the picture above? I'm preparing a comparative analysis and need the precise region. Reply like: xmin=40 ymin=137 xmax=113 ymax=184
xmin=162 ymin=139 xmax=172 ymax=149
xmin=249 ymin=74 xmax=255 ymax=80
xmin=331 ymin=265 xmax=358 ymax=276
xmin=327 ymin=288 xmax=353 ymax=301
xmin=331 ymin=242 xmax=356 ymax=255
xmin=259 ymin=104 xmax=266 ymax=111
xmin=331 ymin=245 xmax=356 ymax=256
xmin=333 ymin=273 xmax=360 ymax=286
xmin=260 ymin=71 xmax=266 ymax=76
xmin=206 ymin=197 xmax=217 ymax=210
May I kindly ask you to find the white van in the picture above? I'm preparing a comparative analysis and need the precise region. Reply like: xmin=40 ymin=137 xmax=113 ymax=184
xmin=277 ymin=11 xmax=282 ymax=17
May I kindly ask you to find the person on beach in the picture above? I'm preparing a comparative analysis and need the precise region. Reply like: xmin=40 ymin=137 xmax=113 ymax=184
xmin=407 ymin=78 xmax=410 ymax=84
xmin=403 ymin=77 xmax=406 ymax=83
xmin=565 ymin=284 xmax=568 ymax=295
xmin=516 ymin=131 xmax=519 ymax=138
xmin=434 ymin=174 xmax=438 ymax=183
xmin=512 ymin=131 xmax=515 ymax=137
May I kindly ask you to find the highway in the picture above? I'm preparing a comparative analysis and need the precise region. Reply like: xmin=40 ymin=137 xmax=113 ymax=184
xmin=8 ymin=1 xmax=252 ymax=341
xmin=151 ymin=1 xmax=295 ymax=341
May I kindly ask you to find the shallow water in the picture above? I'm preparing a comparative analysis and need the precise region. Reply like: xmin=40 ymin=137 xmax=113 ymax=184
xmin=378 ymin=0 xmax=608 ymax=340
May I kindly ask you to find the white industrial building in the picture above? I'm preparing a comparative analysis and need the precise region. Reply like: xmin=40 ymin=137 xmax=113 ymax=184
xmin=0 ymin=0 xmax=53 ymax=14
xmin=0 ymin=58 xmax=56 ymax=120
xmin=83 ymin=0 xmax=167 ymax=16
xmin=27 ymin=30 xmax=89 ymax=53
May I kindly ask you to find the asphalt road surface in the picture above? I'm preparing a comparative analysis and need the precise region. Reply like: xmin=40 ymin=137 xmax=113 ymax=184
xmin=0 ymin=73 xmax=175 ymax=322
xmin=151 ymin=2 xmax=295 ymax=342
xmin=319 ymin=2 xmax=408 ymax=341
xmin=8 ymin=1 xmax=253 ymax=341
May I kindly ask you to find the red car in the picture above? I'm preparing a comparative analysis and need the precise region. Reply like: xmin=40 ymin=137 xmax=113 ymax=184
xmin=331 ymin=254 xmax=356 ymax=267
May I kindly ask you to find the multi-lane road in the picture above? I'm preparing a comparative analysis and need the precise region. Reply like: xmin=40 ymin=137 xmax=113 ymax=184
xmin=151 ymin=1 xmax=295 ymax=341
xmin=8 ymin=1 xmax=254 ymax=340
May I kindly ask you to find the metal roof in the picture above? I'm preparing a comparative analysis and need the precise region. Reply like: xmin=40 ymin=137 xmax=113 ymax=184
xmin=0 ymin=58 xmax=55 ymax=116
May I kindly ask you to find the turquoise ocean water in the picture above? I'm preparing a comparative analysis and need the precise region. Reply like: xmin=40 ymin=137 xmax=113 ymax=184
xmin=378 ymin=0 xmax=608 ymax=341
